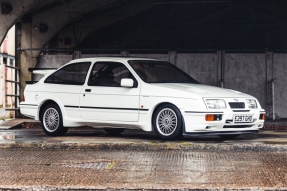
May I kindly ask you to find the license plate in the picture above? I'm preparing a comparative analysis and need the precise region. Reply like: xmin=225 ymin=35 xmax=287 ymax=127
xmin=234 ymin=115 xmax=253 ymax=123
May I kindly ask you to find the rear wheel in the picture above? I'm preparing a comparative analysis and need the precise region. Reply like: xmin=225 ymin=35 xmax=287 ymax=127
xmin=104 ymin=128 xmax=125 ymax=135
xmin=41 ymin=103 xmax=68 ymax=136
xmin=153 ymin=104 xmax=183 ymax=140
xmin=219 ymin=134 xmax=240 ymax=139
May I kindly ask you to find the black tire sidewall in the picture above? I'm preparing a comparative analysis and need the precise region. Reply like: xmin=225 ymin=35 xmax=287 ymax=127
xmin=41 ymin=103 xmax=66 ymax=136
xmin=153 ymin=104 xmax=183 ymax=140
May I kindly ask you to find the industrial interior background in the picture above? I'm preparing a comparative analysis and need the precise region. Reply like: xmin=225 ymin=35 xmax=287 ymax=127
xmin=0 ymin=0 xmax=287 ymax=118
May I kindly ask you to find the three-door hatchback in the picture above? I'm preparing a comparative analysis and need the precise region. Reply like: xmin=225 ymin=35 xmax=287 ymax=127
xmin=20 ymin=57 xmax=265 ymax=140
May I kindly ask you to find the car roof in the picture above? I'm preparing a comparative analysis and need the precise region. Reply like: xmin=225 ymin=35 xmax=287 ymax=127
xmin=69 ymin=57 xmax=161 ymax=63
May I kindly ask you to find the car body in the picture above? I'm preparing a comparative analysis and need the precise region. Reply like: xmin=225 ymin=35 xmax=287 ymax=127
xmin=20 ymin=57 xmax=265 ymax=140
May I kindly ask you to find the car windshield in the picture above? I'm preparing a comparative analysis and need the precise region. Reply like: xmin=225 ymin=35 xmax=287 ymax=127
xmin=128 ymin=60 xmax=199 ymax=84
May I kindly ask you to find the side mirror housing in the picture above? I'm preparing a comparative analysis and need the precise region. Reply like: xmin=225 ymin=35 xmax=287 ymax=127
xmin=121 ymin=78 xmax=134 ymax=88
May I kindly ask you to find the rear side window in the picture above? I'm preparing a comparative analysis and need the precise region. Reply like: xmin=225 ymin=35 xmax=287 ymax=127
xmin=45 ymin=62 xmax=91 ymax=85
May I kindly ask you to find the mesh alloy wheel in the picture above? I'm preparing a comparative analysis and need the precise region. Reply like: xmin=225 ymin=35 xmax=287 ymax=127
xmin=156 ymin=108 xmax=178 ymax=136
xmin=43 ymin=108 xmax=60 ymax=132
xmin=41 ymin=103 xmax=68 ymax=136
xmin=153 ymin=104 xmax=183 ymax=140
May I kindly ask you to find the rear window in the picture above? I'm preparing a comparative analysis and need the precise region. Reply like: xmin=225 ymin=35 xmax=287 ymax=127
xmin=45 ymin=62 xmax=91 ymax=85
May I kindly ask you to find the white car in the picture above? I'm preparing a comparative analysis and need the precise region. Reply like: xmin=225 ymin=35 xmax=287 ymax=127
xmin=20 ymin=57 xmax=265 ymax=140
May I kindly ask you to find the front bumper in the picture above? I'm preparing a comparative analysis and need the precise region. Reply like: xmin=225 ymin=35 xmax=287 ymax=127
xmin=183 ymin=109 xmax=265 ymax=134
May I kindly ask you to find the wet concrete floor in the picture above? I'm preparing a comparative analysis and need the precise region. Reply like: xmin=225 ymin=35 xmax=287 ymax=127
xmin=1 ymin=127 xmax=287 ymax=145
xmin=0 ymin=127 xmax=287 ymax=190
xmin=0 ymin=146 xmax=287 ymax=190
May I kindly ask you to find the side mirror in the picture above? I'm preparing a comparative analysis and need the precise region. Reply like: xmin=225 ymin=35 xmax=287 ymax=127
xmin=121 ymin=78 xmax=134 ymax=88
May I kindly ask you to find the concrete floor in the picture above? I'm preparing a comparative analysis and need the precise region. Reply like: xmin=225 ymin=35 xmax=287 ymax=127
xmin=0 ymin=146 xmax=287 ymax=190
xmin=0 ymin=121 xmax=287 ymax=190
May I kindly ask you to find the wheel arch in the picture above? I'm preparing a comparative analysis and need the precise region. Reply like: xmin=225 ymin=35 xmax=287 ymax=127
xmin=150 ymin=101 xmax=183 ymax=131
xmin=38 ymin=100 xmax=61 ymax=121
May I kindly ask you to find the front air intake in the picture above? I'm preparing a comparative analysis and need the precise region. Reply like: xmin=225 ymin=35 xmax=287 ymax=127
xmin=229 ymin=102 xmax=245 ymax=109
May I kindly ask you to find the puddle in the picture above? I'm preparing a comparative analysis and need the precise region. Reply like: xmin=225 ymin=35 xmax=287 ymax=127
xmin=0 ymin=133 xmax=16 ymax=140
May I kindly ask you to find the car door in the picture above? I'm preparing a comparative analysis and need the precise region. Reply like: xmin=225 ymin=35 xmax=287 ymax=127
xmin=80 ymin=61 xmax=140 ymax=122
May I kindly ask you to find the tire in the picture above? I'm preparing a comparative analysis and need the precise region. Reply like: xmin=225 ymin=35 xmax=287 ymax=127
xmin=41 ymin=103 xmax=68 ymax=136
xmin=219 ymin=134 xmax=240 ymax=139
xmin=104 ymin=128 xmax=125 ymax=135
xmin=153 ymin=104 xmax=183 ymax=140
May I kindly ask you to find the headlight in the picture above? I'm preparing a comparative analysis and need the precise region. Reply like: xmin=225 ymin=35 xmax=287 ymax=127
xmin=246 ymin=99 xmax=257 ymax=109
xmin=205 ymin=99 xmax=226 ymax=109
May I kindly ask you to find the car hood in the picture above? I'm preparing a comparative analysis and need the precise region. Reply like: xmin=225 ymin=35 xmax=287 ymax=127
xmin=152 ymin=83 xmax=253 ymax=98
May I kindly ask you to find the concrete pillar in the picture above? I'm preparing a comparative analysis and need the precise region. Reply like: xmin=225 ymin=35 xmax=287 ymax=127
xmin=0 ymin=55 xmax=3 ymax=107
xmin=73 ymin=51 xmax=81 ymax=59
xmin=218 ymin=51 xmax=225 ymax=88
xmin=265 ymin=51 xmax=275 ymax=119
xmin=18 ymin=22 xmax=36 ymax=105
xmin=121 ymin=51 xmax=129 ymax=57
xmin=168 ymin=51 xmax=177 ymax=66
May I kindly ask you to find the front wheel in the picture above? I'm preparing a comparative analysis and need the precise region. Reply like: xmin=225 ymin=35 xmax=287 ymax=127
xmin=153 ymin=104 xmax=183 ymax=140
xmin=41 ymin=103 xmax=68 ymax=136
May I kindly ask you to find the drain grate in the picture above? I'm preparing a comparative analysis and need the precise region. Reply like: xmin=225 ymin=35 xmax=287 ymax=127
xmin=56 ymin=161 xmax=115 ymax=170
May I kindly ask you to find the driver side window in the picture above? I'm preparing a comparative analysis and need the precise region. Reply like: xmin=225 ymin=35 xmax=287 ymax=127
xmin=88 ymin=62 xmax=136 ymax=87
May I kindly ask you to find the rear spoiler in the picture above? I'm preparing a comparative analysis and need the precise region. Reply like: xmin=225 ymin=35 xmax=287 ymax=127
xmin=28 ymin=68 xmax=57 ymax=75
xmin=26 ymin=68 xmax=57 ymax=84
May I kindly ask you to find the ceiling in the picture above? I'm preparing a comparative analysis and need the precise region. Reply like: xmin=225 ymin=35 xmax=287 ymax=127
xmin=20 ymin=0 xmax=287 ymax=52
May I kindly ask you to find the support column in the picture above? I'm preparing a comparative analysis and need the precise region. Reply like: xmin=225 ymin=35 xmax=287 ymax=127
xmin=73 ymin=50 xmax=81 ymax=59
xmin=168 ymin=51 xmax=177 ymax=66
xmin=1 ymin=56 xmax=5 ymax=118
xmin=265 ymin=51 xmax=276 ymax=120
xmin=18 ymin=22 xmax=36 ymax=107
xmin=121 ymin=51 xmax=129 ymax=57
xmin=218 ymin=51 xmax=225 ymax=88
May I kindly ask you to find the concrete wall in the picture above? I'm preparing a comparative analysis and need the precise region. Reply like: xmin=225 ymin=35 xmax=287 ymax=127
xmin=176 ymin=53 xmax=219 ymax=86
xmin=36 ymin=51 xmax=287 ymax=118
xmin=224 ymin=53 xmax=266 ymax=112
xmin=274 ymin=54 xmax=287 ymax=118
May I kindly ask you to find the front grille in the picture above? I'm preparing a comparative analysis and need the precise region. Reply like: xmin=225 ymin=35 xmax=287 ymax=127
xmin=229 ymin=102 xmax=245 ymax=109
xmin=223 ymin=125 xmax=253 ymax=128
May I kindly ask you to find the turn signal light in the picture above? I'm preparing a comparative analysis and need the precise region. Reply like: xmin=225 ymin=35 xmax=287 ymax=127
xmin=205 ymin=114 xmax=223 ymax=121
xmin=260 ymin=114 xmax=265 ymax=120
xmin=206 ymin=115 xmax=215 ymax=121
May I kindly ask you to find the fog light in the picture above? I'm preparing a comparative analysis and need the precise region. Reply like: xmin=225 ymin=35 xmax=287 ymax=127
xmin=259 ymin=114 xmax=265 ymax=120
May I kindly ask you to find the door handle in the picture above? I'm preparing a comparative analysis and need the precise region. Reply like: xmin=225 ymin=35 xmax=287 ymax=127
xmin=85 ymin=89 xmax=91 ymax=92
